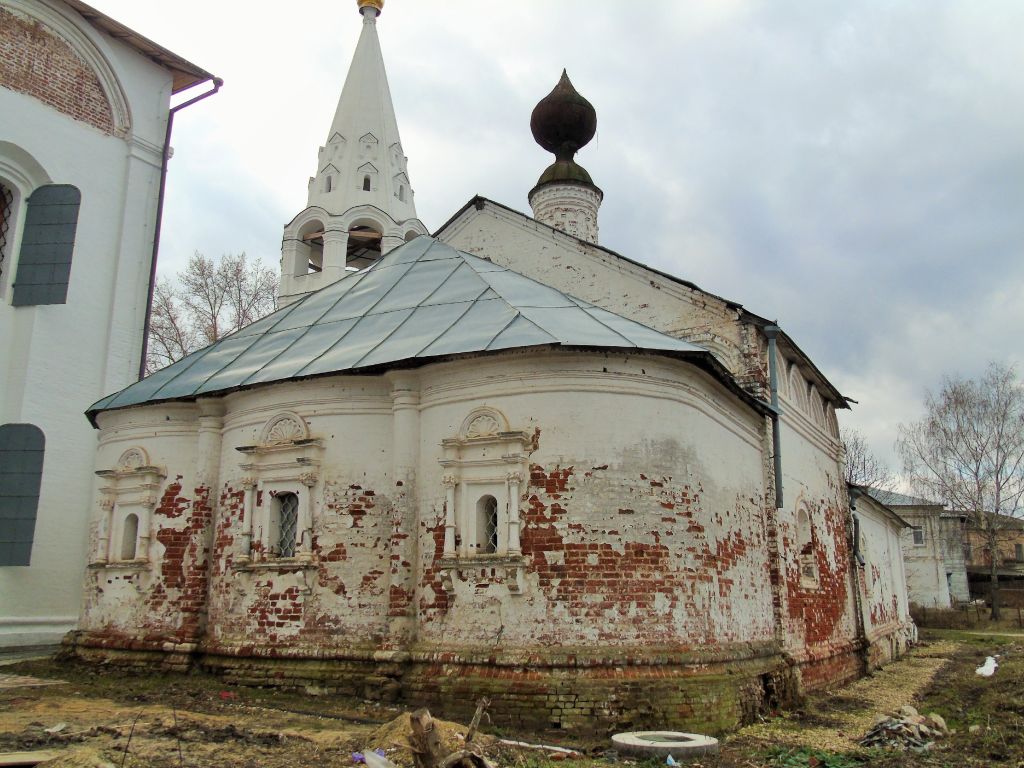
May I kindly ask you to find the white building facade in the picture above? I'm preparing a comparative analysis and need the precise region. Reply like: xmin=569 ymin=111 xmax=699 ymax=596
xmin=0 ymin=0 xmax=216 ymax=647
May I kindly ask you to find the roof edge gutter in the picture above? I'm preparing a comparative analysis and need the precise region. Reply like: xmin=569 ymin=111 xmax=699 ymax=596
xmin=765 ymin=324 xmax=784 ymax=509
xmin=138 ymin=76 xmax=223 ymax=381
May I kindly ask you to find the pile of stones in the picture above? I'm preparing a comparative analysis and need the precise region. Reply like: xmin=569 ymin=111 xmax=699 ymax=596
xmin=859 ymin=705 xmax=948 ymax=752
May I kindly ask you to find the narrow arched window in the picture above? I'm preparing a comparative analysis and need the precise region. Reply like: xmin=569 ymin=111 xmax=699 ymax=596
xmin=120 ymin=513 xmax=139 ymax=560
xmin=0 ymin=182 xmax=13 ymax=283
xmin=0 ymin=423 xmax=45 ymax=566
xmin=797 ymin=507 xmax=817 ymax=587
xmin=476 ymin=495 xmax=498 ymax=554
xmin=324 ymin=175 xmax=333 ymax=193
xmin=273 ymin=492 xmax=299 ymax=558
xmin=398 ymin=185 xmax=405 ymax=202
xmin=12 ymin=185 xmax=80 ymax=306
xmin=362 ymin=175 xmax=371 ymax=192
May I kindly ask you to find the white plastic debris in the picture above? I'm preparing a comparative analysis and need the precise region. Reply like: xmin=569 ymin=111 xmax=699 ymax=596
xmin=364 ymin=750 xmax=400 ymax=768
xmin=666 ymin=755 xmax=679 ymax=766
xmin=975 ymin=656 xmax=998 ymax=677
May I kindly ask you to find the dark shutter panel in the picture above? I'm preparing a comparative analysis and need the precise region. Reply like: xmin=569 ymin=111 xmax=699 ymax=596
xmin=11 ymin=184 xmax=81 ymax=306
xmin=0 ymin=424 xmax=45 ymax=567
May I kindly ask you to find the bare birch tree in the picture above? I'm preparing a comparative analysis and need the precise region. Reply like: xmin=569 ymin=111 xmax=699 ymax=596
xmin=841 ymin=427 xmax=895 ymax=491
xmin=897 ymin=363 xmax=1024 ymax=619
xmin=146 ymin=252 xmax=278 ymax=374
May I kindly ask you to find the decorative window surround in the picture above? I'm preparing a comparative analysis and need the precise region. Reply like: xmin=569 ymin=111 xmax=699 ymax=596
xmin=235 ymin=412 xmax=322 ymax=570
xmin=437 ymin=408 xmax=532 ymax=595
xmin=92 ymin=447 xmax=165 ymax=569
xmin=796 ymin=503 xmax=819 ymax=590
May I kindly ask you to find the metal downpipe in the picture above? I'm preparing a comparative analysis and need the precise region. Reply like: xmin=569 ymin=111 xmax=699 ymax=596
xmin=138 ymin=76 xmax=223 ymax=380
xmin=765 ymin=324 xmax=783 ymax=508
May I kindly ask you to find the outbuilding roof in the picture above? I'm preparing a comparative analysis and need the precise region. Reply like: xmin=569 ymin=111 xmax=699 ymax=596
xmin=866 ymin=488 xmax=944 ymax=508
xmin=89 ymin=237 xmax=754 ymax=425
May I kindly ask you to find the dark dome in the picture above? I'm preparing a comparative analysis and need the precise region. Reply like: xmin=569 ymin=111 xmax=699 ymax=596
xmin=530 ymin=70 xmax=597 ymax=162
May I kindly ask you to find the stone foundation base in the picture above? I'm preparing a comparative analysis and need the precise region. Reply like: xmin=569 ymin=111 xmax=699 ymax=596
xmin=65 ymin=632 xmax=802 ymax=735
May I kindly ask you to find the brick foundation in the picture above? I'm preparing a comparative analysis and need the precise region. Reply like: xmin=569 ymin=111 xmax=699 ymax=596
xmin=66 ymin=632 xmax=798 ymax=735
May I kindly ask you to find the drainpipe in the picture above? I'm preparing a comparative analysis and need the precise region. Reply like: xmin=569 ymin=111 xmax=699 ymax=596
xmin=138 ymin=77 xmax=224 ymax=380
xmin=764 ymin=324 xmax=783 ymax=508
xmin=848 ymin=487 xmax=871 ymax=669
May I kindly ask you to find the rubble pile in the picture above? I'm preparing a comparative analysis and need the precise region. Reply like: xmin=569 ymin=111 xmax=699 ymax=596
xmin=859 ymin=706 xmax=948 ymax=752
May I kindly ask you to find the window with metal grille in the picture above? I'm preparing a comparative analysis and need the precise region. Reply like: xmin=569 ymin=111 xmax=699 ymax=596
xmin=12 ymin=184 xmax=80 ymax=306
xmin=476 ymin=495 xmax=498 ymax=554
xmin=0 ymin=183 xmax=13 ymax=281
xmin=274 ymin=493 xmax=299 ymax=558
xmin=0 ymin=423 xmax=45 ymax=566
xmin=912 ymin=526 xmax=925 ymax=546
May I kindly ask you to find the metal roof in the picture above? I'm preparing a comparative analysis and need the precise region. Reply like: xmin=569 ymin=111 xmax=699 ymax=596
xmin=866 ymin=488 xmax=944 ymax=508
xmin=65 ymin=0 xmax=217 ymax=94
xmin=89 ymin=236 xmax=725 ymax=422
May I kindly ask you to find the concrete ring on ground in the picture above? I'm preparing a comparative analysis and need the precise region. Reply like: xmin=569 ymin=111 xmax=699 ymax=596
xmin=611 ymin=731 xmax=720 ymax=757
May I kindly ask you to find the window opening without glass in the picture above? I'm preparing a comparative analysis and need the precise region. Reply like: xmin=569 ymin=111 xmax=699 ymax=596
xmin=346 ymin=225 xmax=382 ymax=270
xmin=120 ymin=513 xmax=139 ymax=560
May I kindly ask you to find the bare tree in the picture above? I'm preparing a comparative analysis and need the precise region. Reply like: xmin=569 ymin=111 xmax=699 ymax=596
xmin=841 ymin=427 xmax=896 ymax=491
xmin=897 ymin=363 xmax=1024 ymax=619
xmin=146 ymin=252 xmax=278 ymax=374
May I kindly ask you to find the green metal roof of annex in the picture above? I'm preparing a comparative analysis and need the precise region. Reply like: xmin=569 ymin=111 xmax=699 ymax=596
xmin=88 ymin=236 xmax=746 ymax=424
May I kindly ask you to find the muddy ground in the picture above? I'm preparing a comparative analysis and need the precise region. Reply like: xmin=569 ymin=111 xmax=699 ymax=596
xmin=1 ymin=629 xmax=1020 ymax=767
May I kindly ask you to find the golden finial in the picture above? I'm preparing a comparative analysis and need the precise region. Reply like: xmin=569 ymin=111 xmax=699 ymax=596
xmin=357 ymin=0 xmax=383 ymax=14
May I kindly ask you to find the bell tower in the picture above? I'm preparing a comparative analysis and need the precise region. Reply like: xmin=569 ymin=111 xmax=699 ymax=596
xmin=279 ymin=0 xmax=427 ymax=306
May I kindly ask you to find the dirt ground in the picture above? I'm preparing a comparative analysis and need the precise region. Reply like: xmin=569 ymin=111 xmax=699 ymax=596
xmin=1 ymin=630 xmax=1020 ymax=768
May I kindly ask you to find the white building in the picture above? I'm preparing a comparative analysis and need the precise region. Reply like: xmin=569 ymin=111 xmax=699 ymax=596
xmin=868 ymin=488 xmax=967 ymax=608
xmin=0 ymin=0 xmax=217 ymax=647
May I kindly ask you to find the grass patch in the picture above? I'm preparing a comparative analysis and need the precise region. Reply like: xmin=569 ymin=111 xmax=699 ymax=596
xmin=761 ymin=746 xmax=866 ymax=767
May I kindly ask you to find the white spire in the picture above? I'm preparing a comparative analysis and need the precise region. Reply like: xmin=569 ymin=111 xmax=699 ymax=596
xmin=280 ymin=1 xmax=427 ymax=307
xmin=307 ymin=2 xmax=417 ymax=221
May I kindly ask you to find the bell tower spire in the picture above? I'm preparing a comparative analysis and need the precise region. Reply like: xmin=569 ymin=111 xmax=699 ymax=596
xmin=279 ymin=0 xmax=427 ymax=306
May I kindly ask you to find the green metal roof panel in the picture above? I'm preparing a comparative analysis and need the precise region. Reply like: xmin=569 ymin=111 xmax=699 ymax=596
xmin=88 ymin=236 xmax=714 ymax=420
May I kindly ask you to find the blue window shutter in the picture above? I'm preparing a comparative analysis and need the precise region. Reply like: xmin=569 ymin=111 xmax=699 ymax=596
xmin=11 ymin=185 xmax=81 ymax=306
xmin=0 ymin=424 xmax=45 ymax=566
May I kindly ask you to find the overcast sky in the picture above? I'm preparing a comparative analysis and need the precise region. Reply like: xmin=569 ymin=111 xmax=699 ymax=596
xmin=91 ymin=0 xmax=1023 ymax=477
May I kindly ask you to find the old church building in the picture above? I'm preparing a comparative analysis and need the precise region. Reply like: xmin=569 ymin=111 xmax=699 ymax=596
xmin=68 ymin=0 xmax=914 ymax=733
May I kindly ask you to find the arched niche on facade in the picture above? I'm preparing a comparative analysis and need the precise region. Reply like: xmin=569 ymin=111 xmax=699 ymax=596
xmin=93 ymin=445 xmax=165 ymax=567
xmin=437 ymin=406 xmax=532 ymax=595
xmin=235 ymin=411 xmax=321 ymax=567
xmin=7 ymin=1 xmax=131 ymax=136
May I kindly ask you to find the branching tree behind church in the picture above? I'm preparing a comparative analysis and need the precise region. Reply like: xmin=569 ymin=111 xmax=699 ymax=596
xmin=897 ymin=363 xmax=1024 ymax=618
xmin=146 ymin=252 xmax=278 ymax=374
xmin=841 ymin=427 xmax=895 ymax=491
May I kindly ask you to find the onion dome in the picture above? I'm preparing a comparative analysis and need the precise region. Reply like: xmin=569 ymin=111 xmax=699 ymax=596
xmin=357 ymin=0 xmax=383 ymax=15
xmin=530 ymin=70 xmax=599 ymax=189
